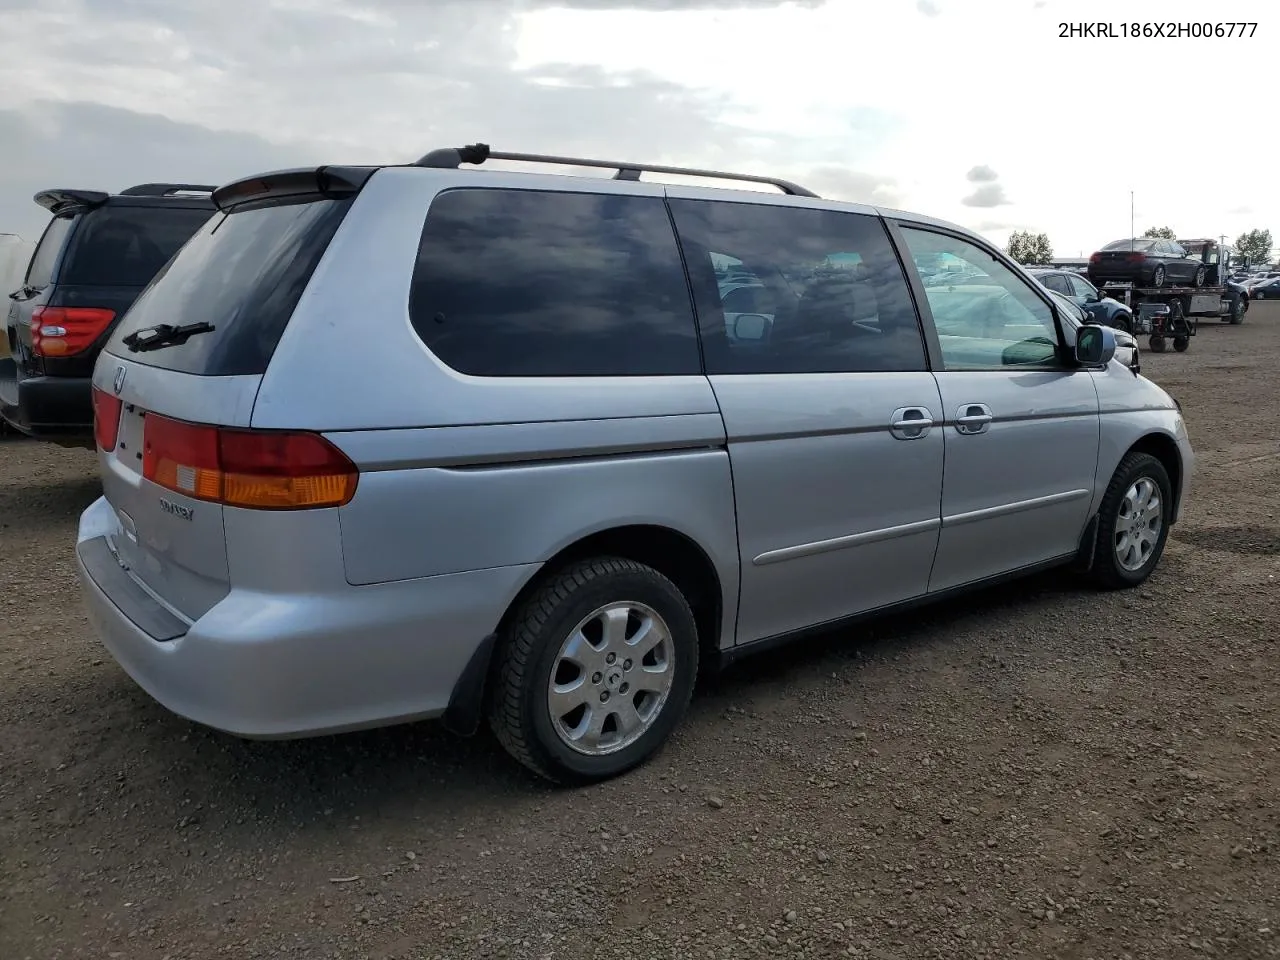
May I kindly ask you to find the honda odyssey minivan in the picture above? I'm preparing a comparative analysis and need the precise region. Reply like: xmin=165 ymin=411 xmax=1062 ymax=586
xmin=76 ymin=144 xmax=1193 ymax=784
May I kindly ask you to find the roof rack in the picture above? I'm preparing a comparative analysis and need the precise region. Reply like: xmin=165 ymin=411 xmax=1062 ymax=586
xmin=411 ymin=142 xmax=819 ymax=198
xmin=118 ymin=183 xmax=217 ymax=197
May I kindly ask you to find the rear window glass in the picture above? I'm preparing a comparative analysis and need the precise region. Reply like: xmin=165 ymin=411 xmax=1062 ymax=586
xmin=60 ymin=205 xmax=214 ymax=286
xmin=1102 ymin=238 xmax=1156 ymax=252
xmin=105 ymin=196 xmax=353 ymax=376
xmin=25 ymin=216 xmax=74 ymax=288
xmin=408 ymin=188 xmax=700 ymax=377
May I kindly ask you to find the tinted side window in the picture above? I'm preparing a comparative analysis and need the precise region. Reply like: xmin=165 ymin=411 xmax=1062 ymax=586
xmin=61 ymin=205 xmax=214 ymax=287
xmin=25 ymin=216 xmax=74 ymax=288
xmin=900 ymin=226 xmax=1061 ymax=370
xmin=1038 ymin=273 xmax=1070 ymax=295
xmin=409 ymin=189 xmax=699 ymax=377
xmin=667 ymin=199 xmax=927 ymax=375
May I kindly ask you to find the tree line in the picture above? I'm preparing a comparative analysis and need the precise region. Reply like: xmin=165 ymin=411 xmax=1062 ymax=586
xmin=1004 ymin=227 xmax=1273 ymax=267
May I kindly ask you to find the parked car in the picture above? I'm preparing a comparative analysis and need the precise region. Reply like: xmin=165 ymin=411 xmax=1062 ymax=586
xmin=2 ymin=183 xmax=216 ymax=445
xmin=1029 ymin=268 xmax=1134 ymax=330
xmin=1086 ymin=238 xmax=1207 ymax=288
xmin=1043 ymin=288 xmax=1140 ymax=373
xmin=76 ymin=146 xmax=1192 ymax=785
xmin=1249 ymin=276 xmax=1280 ymax=299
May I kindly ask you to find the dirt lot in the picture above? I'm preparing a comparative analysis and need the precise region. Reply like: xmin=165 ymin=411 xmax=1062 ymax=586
xmin=2 ymin=309 xmax=1278 ymax=960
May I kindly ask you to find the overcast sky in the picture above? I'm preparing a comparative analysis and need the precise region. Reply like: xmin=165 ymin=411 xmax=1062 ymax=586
xmin=1 ymin=0 xmax=1273 ymax=257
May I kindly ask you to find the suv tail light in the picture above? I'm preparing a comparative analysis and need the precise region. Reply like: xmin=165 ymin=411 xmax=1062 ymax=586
xmin=31 ymin=306 xmax=117 ymax=357
xmin=142 ymin=415 xmax=358 ymax=510
xmin=1088 ymin=253 xmax=1101 ymax=263
xmin=92 ymin=386 xmax=123 ymax=451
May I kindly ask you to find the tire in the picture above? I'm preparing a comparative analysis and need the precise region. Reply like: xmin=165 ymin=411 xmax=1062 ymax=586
xmin=1151 ymin=265 xmax=1166 ymax=288
xmin=1087 ymin=451 xmax=1173 ymax=589
xmin=488 ymin=557 xmax=699 ymax=784
xmin=1192 ymin=265 xmax=1206 ymax=287
xmin=1114 ymin=313 xmax=1132 ymax=333
xmin=1229 ymin=296 xmax=1247 ymax=324
xmin=1173 ymin=337 xmax=1189 ymax=352
xmin=1149 ymin=334 xmax=1167 ymax=352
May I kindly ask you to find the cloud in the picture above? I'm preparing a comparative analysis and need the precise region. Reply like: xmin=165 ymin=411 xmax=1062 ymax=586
xmin=0 ymin=102 xmax=323 ymax=237
xmin=917 ymin=0 xmax=940 ymax=15
xmin=965 ymin=165 xmax=999 ymax=183
xmin=976 ymin=220 xmax=1019 ymax=231
xmin=962 ymin=183 xmax=1010 ymax=207
xmin=805 ymin=166 xmax=903 ymax=208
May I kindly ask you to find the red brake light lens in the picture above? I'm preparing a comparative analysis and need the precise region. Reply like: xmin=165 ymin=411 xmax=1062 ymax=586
xmin=1089 ymin=253 xmax=1101 ymax=263
xmin=142 ymin=415 xmax=358 ymax=510
xmin=1126 ymin=252 xmax=1146 ymax=262
xmin=91 ymin=387 xmax=123 ymax=451
xmin=31 ymin=306 xmax=116 ymax=357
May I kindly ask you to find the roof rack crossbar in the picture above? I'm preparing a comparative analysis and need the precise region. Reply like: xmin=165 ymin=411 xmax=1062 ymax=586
xmin=119 ymin=183 xmax=218 ymax=197
xmin=412 ymin=143 xmax=819 ymax=198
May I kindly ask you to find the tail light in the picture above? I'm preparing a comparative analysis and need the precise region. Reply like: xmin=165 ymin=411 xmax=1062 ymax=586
xmin=1089 ymin=253 xmax=1101 ymax=263
xmin=92 ymin=386 xmax=123 ymax=451
xmin=1125 ymin=252 xmax=1146 ymax=263
xmin=142 ymin=415 xmax=358 ymax=510
xmin=31 ymin=306 xmax=116 ymax=357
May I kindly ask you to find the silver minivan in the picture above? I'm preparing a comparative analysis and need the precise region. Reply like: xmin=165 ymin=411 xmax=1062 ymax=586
xmin=76 ymin=145 xmax=1193 ymax=783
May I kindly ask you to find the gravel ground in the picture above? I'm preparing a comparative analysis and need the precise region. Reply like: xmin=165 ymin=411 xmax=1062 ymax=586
xmin=2 ymin=308 xmax=1278 ymax=960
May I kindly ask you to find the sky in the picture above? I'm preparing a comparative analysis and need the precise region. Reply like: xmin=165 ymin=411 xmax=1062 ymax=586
xmin=0 ymin=0 xmax=1272 ymax=258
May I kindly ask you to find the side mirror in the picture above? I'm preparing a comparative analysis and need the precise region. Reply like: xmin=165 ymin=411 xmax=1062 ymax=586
xmin=732 ymin=313 xmax=769 ymax=341
xmin=1075 ymin=323 xmax=1117 ymax=366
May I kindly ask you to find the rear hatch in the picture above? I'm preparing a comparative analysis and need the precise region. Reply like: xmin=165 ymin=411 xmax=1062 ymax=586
xmin=90 ymin=174 xmax=364 ymax=621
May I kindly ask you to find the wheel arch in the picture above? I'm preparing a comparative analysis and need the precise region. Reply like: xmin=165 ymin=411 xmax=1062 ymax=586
xmin=1126 ymin=432 xmax=1184 ymax=523
xmin=444 ymin=523 xmax=727 ymax=737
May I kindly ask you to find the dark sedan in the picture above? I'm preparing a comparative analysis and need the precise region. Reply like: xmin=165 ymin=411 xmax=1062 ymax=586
xmin=1086 ymin=237 xmax=1208 ymax=288
xmin=1029 ymin=268 xmax=1134 ymax=330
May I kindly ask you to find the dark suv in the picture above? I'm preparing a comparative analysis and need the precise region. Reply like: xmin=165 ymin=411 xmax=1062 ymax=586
xmin=2 ymin=183 xmax=216 ymax=445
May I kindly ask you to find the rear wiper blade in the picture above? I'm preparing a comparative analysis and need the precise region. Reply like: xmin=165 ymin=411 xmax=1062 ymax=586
xmin=122 ymin=322 xmax=215 ymax=352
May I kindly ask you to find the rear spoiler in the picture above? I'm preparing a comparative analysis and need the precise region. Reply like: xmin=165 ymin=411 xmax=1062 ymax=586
xmin=211 ymin=166 xmax=378 ymax=212
xmin=33 ymin=189 xmax=110 ymax=216
xmin=119 ymin=183 xmax=218 ymax=197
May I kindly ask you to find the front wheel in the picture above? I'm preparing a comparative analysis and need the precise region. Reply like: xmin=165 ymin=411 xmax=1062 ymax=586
xmin=1149 ymin=334 xmax=1167 ymax=352
xmin=1173 ymin=336 xmax=1189 ymax=352
xmin=1230 ymin=296 xmax=1247 ymax=324
xmin=488 ymin=557 xmax=699 ymax=784
xmin=1087 ymin=452 xmax=1173 ymax=589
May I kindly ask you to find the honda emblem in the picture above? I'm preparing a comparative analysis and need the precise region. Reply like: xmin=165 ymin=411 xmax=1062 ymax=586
xmin=113 ymin=366 xmax=126 ymax=395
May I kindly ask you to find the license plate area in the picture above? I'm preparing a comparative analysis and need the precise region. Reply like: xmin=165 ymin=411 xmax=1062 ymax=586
xmin=113 ymin=404 xmax=149 ymax=476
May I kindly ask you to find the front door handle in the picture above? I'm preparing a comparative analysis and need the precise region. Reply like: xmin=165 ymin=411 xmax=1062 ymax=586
xmin=954 ymin=403 xmax=993 ymax=435
xmin=890 ymin=406 xmax=934 ymax=440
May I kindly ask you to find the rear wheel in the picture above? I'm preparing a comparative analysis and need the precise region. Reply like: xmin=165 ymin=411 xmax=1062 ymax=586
xmin=1114 ymin=313 xmax=1132 ymax=333
xmin=1149 ymin=334 xmax=1167 ymax=352
xmin=488 ymin=557 xmax=699 ymax=784
xmin=1173 ymin=336 xmax=1189 ymax=352
xmin=1087 ymin=452 xmax=1173 ymax=589
xmin=1151 ymin=265 xmax=1167 ymax=287
xmin=1229 ymin=296 xmax=1247 ymax=324
xmin=1192 ymin=265 xmax=1206 ymax=287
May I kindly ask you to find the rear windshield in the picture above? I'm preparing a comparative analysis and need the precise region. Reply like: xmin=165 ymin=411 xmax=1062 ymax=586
xmin=1102 ymin=238 xmax=1157 ymax=252
xmin=60 ymin=205 xmax=214 ymax=286
xmin=105 ymin=196 xmax=353 ymax=377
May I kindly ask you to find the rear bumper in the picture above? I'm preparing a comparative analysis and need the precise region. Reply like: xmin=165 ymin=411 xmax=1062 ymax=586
xmin=0 ymin=356 xmax=93 ymax=442
xmin=75 ymin=495 xmax=537 ymax=739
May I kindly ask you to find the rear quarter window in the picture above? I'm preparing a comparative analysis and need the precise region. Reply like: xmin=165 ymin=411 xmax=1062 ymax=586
xmin=60 ymin=205 xmax=214 ymax=287
xmin=408 ymin=188 xmax=700 ymax=377
xmin=24 ymin=216 xmax=75 ymax=288
xmin=104 ymin=196 xmax=354 ymax=376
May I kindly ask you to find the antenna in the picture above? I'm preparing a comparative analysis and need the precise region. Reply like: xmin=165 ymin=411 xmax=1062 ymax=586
xmin=1130 ymin=190 xmax=1135 ymax=249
